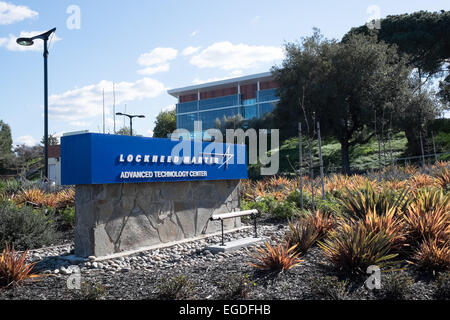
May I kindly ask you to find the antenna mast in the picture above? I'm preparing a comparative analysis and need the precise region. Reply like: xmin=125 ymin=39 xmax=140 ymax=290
xmin=113 ymin=83 xmax=116 ymax=134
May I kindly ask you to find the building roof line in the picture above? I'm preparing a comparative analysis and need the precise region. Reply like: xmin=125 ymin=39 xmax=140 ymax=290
xmin=168 ymin=71 xmax=273 ymax=97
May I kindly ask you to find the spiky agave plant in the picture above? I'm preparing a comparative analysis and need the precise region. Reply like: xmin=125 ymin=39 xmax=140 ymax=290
xmin=285 ymin=218 xmax=320 ymax=256
xmin=435 ymin=168 xmax=450 ymax=191
xmin=248 ymin=241 xmax=303 ymax=272
xmin=0 ymin=244 xmax=41 ymax=288
xmin=412 ymin=238 xmax=450 ymax=272
xmin=318 ymin=220 xmax=398 ymax=274
xmin=364 ymin=206 xmax=406 ymax=251
xmin=337 ymin=183 xmax=409 ymax=220
xmin=403 ymin=188 xmax=450 ymax=245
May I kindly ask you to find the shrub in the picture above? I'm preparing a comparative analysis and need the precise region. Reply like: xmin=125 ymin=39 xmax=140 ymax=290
xmin=403 ymin=189 xmax=449 ymax=245
xmin=433 ymin=272 xmax=450 ymax=300
xmin=60 ymin=206 xmax=76 ymax=229
xmin=248 ymin=241 xmax=303 ymax=272
xmin=435 ymin=168 xmax=450 ymax=191
xmin=412 ymin=238 xmax=450 ymax=272
xmin=311 ymin=211 xmax=337 ymax=239
xmin=380 ymin=272 xmax=414 ymax=300
xmin=156 ymin=276 xmax=194 ymax=300
xmin=285 ymin=218 xmax=319 ymax=255
xmin=270 ymin=201 xmax=299 ymax=220
xmin=0 ymin=179 xmax=20 ymax=196
xmin=363 ymin=207 xmax=406 ymax=251
xmin=285 ymin=211 xmax=336 ymax=255
xmin=336 ymin=183 xmax=408 ymax=220
xmin=309 ymin=276 xmax=350 ymax=300
xmin=0 ymin=201 xmax=59 ymax=251
xmin=287 ymin=190 xmax=342 ymax=215
xmin=13 ymin=188 xmax=75 ymax=210
xmin=217 ymin=273 xmax=255 ymax=300
xmin=409 ymin=174 xmax=439 ymax=190
xmin=318 ymin=220 xmax=398 ymax=274
xmin=241 ymin=196 xmax=279 ymax=217
xmin=0 ymin=244 xmax=41 ymax=288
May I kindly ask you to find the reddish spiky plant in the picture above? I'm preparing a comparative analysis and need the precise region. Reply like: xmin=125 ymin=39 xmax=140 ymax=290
xmin=248 ymin=241 xmax=303 ymax=272
xmin=412 ymin=238 xmax=450 ymax=272
xmin=0 ymin=244 xmax=41 ymax=288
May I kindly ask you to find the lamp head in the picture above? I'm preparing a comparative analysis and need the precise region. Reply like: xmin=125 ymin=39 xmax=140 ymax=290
xmin=138 ymin=115 xmax=145 ymax=118
xmin=16 ymin=38 xmax=34 ymax=46
xmin=115 ymin=112 xmax=123 ymax=116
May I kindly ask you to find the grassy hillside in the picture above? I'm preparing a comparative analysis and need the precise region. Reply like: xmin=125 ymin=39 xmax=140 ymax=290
xmin=249 ymin=133 xmax=412 ymax=177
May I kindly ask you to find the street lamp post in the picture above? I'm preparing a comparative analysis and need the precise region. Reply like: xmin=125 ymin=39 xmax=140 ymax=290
xmin=115 ymin=112 xmax=145 ymax=136
xmin=17 ymin=28 xmax=56 ymax=180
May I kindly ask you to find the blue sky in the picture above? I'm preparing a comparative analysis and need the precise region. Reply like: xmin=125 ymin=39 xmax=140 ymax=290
xmin=1 ymin=0 xmax=449 ymax=147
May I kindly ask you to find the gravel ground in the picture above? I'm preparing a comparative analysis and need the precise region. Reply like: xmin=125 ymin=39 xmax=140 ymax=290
xmin=0 ymin=221 xmax=447 ymax=300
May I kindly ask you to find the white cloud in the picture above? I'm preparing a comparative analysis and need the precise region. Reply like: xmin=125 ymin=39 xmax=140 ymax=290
xmin=0 ymin=30 xmax=61 ymax=52
xmin=137 ymin=63 xmax=170 ymax=75
xmin=147 ymin=129 xmax=154 ymax=137
xmin=137 ymin=47 xmax=177 ymax=75
xmin=0 ymin=1 xmax=38 ymax=25
xmin=69 ymin=121 xmax=91 ymax=127
xmin=190 ymin=41 xmax=284 ymax=71
xmin=49 ymin=78 xmax=166 ymax=123
xmin=182 ymin=46 xmax=201 ymax=56
xmin=137 ymin=47 xmax=178 ymax=67
xmin=16 ymin=135 xmax=37 ymax=147
xmin=230 ymin=70 xmax=244 ymax=77
xmin=190 ymin=30 xmax=199 ymax=37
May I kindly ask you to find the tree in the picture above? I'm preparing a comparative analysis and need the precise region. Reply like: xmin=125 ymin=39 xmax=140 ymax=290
xmin=14 ymin=144 xmax=43 ymax=179
xmin=153 ymin=109 xmax=176 ymax=138
xmin=0 ymin=121 xmax=13 ymax=156
xmin=116 ymin=127 xmax=131 ymax=136
xmin=0 ymin=121 xmax=14 ymax=174
xmin=40 ymin=134 xmax=59 ymax=146
xmin=273 ymin=30 xmax=411 ymax=174
xmin=345 ymin=10 xmax=450 ymax=99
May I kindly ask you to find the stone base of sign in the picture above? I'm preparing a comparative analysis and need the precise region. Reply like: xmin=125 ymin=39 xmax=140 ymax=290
xmin=205 ymin=237 xmax=265 ymax=254
xmin=74 ymin=180 xmax=241 ymax=258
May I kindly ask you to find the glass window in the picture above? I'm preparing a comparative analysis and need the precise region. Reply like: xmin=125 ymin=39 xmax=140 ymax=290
xmin=243 ymin=105 xmax=258 ymax=119
xmin=177 ymin=113 xmax=197 ymax=131
xmin=243 ymin=98 xmax=256 ymax=106
xmin=258 ymin=89 xmax=278 ymax=102
xmin=199 ymin=107 xmax=240 ymax=130
xmin=177 ymin=101 xmax=198 ymax=114
xmin=199 ymin=95 xmax=239 ymax=111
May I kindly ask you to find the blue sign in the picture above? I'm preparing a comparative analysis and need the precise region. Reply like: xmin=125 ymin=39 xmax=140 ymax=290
xmin=61 ymin=133 xmax=248 ymax=185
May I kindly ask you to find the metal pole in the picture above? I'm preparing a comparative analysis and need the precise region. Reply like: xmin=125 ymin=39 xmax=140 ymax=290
xmin=102 ymin=89 xmax=105 ymax=134
xmin=420 ymin=131 xmax=425 ymax=168
xmin=253 ymin=214 xmax=257 ymax=238
xmin=317 ymin=122 xmax=325 ymax=200
xmin=388 ymin=131 xmax=393 ymax=167
xmin=221 ymin=220 xmax=224 ymax=246
xmin=113 ymin=83 xmax=116 ymax=134
xmin=129 ymin=117 xmax=133 ymax=136
xmin=432 ymin=131 xmax=438 ymax=163
xmin=309 ymin=138 xmax=315 ymax=212
xmin=298 ymin=122 xmax=303 ymax=210
xmin=43 ymin=39 xmax=49 ymax=179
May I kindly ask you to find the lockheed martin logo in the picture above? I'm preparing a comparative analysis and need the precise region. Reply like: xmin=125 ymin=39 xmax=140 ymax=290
xmin=202 ymin=146 xmax=234 ymax=169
